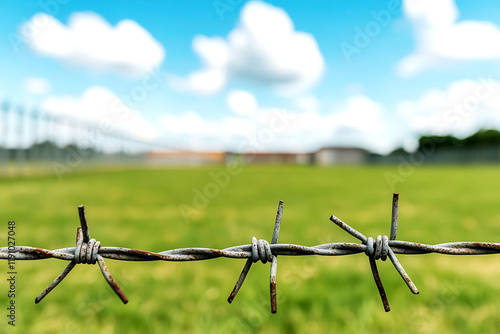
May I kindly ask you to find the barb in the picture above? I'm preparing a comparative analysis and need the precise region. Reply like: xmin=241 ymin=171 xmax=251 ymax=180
xmin=34 ymin=206 xmax=127 ymax=304
xmin=227 ymin=200 xmax=283 ymax=313
xmin=2 ymin=194 xmax=500 ymax=313
xmin=330 ymin=193 xmax=417 ymax=312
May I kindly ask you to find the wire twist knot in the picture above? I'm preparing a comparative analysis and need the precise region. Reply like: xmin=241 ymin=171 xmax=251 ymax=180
xmin=74 ymin=233 xmax=100 ymax=265
xmin=251 ymin=237 xmax=272 ymax=263
xmin=366 ymin=235 xmax=389 ymax=261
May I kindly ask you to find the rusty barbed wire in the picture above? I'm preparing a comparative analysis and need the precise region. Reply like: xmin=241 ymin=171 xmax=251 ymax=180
xmin=2 ymin=193 xmax=500 ymax=313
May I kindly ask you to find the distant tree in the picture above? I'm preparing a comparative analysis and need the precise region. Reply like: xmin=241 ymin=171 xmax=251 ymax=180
xmin=416 ymin=129 xmax=500 ymax=152
xmin=389 ymin=147 xmax=408 ymax=155
xmin=417 ymin=135 xmax=462 ymax=150
xmin=462 ymin=129 xmax=500 ymax=146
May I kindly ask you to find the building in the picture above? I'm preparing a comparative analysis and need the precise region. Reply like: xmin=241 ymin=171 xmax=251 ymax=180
xmin=144 ymin=151 xmax=226 ymax=166
xmin=314 ymin=147 xmax=367 ymax=165
xmin=144 ymin=147 xmax=367 ymax=167
xmin=225 ymin=152 xmax=313 ymax=165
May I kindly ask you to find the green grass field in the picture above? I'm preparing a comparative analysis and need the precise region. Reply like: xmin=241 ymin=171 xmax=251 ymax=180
xmin=2 ymin=164 xmax=500 ymax=333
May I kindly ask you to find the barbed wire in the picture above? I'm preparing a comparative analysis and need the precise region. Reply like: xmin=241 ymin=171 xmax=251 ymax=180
xmin=2 ymin=193 xmax=500 ymax=313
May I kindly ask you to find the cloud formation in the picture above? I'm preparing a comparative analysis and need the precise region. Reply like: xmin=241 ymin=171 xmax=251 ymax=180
xmin=23 ymin=77 xmax=51 ymax=95
xmin=159 ymin=93 xmax=398 ymax=154
xmin=226 ymin=90 xmax=258 ymax=116
xmin=22 ymin=12 xmax=165 ymax=77
xmin=398 ymin=0 xmax=500 ymax=76
xmin=397 ymin=77 xmax=500 ymax=140
xmin=41 ymin=86 xmax=159 ymax=141
xmin=288 ymin=95 xmax=399 ymax=154
xmin=160 ymin=75 xmax=500 ymax=154
xmin=171 ymin=1 xmax=324 ymax=96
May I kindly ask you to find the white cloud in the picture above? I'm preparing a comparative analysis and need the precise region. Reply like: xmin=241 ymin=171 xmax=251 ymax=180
xmin=398 ymin=0 xmax=500 ymax=76
xmin=164 ymin=112 xmax=256 ymax=138
xmin=41 ymin=86 xmax=160 ymax=141
xmin=226 ymin=90 xmax=258 ymax=116
xmin=294 ymin=94 xmax=320 ymax=112
xmin=170 ymin=68 xmax=226 ymax=96
xmin=160 ymin=111 xmax=257 ymax=151
xmin=22 ymin=12 xmax=165 ymax=77
xmin=23 ymin=77 xmax=51 ymax=95
xmin=321 ymin=95 xmax=399 ymax=153
xmin=396 ymin=77 xmax=500 ymax=138
xmin=278 ymin=95 xmax=397 ymax=153
xmin=159 ymin=94 xmax=398 ymax=154
xmin=161 ymin=77 xmax=500 ymax=154
xmin=171 ymin=1 xmax=324 ymax=96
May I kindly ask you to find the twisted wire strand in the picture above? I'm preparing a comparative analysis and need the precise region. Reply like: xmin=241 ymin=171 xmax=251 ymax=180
xmin=5 ymin=241 xmax=500 ymax=262
xmin=2 ymin=195 xmax=500 ymax=313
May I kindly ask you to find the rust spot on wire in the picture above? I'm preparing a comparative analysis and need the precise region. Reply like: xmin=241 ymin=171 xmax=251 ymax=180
xmin=270 ymin=281 xmax=277 ymax=314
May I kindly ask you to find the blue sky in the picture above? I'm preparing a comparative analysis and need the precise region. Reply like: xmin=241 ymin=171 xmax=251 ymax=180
xmin=2 ymin=0 xmax=500 ymax=153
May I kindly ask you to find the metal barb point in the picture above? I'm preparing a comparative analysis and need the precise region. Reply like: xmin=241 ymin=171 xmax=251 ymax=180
xmin=368 ymin=258 xmax=390 ymax=312
xmin=78 ymin=205 xmax=90 ymax=243
xmin=228 ymin=200 xmax=283 ymax=314
xmin=329 ymin=194 xmax=418 ymax=312
xmin=270 ymin=200 xmax=283 ymax=313
xmin=35 ymin=206 xmax=127 ymax=304
xmin=390 ymin=193 xmax=399 ymax=241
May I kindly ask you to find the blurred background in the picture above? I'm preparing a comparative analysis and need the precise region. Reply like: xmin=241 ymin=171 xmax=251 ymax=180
xmin=2 ymin=0 xmax=500 ymax=333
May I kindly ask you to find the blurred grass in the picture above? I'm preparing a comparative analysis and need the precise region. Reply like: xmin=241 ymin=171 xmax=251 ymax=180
xmin=1 ymin=164 xmax=500 ymax=333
